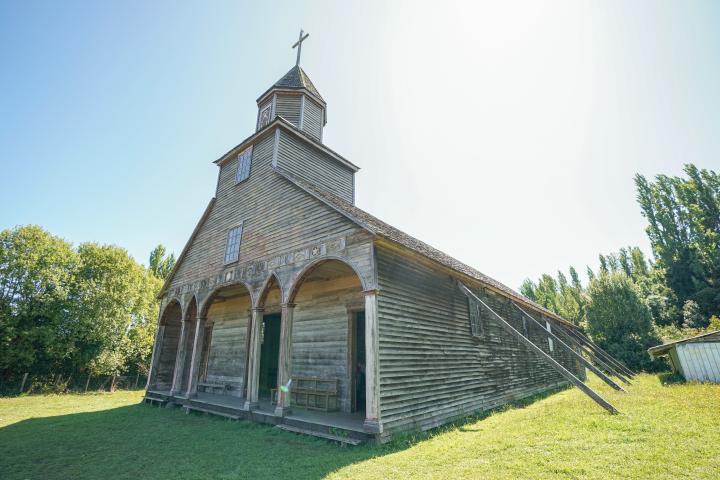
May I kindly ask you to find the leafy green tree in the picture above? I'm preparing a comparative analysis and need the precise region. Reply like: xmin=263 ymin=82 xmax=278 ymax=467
xmin=0 ymin=226 xmax=77 ymax=376
xmin=71 ymin=243 xmax=161 ymax=376
xmin=635 ymin=164 xmax=720 ymax=321
xmin=682 ymin=300 xmax=707 ymax=329
xmin=585 ymin=272 xmax=662 ymax=371
xmin=149 ymin=245 xmax=176 ymax=280
xmin=0 ymin=225 xmax=162 ymax=379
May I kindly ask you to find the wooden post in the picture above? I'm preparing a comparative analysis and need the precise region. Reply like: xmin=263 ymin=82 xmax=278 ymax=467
xmin=458 ymin=283 xmax=619 ymax=415
xmin=511 ymin=303 xmax=626 ymax=392
xmin=170 ymin=319 xmax=190 ymax=395
xmin=185 ymin=316 xmax=207 ymax=397
xmin=244 ymin=307 xmax=264 ymax=410
xmin=274 ymin=303 xmax=295 ymax=417
xmin=84 ymin=375 xmax=91 ymax=393
xmin=363 ymin=289 xmax=382 ymax=434
xmin=134 ymin=372 xmax=140 ymax=389
xmin=19 ymin=372 xmax=29 ymax=393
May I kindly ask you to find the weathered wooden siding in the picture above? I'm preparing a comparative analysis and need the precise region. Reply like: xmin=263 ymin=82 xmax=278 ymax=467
xmin=205 ymin=294 xmax=252 ymax=395
xmin=676 ymin=343 xmax=720 ymax=383
xmin=291 ymin=273 xmax=364 ymax=412
xmin=375 ymin=246 xmax=584 ymax=433
xmin=167 ymin=131 xmax=366 ymax=292
xmin=302 ymin=98 xmax=323 ymax=141
xmin=275 ymin=94 xmax=302 ymax=126
xmin=275 ymin=129 xmax=354 ymax=203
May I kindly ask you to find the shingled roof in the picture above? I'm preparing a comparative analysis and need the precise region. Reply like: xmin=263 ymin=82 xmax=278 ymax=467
xmin=272 ymin=165 xmax=576 ymax=328
xmin=258 ymin=65 xmax=324 ymax=103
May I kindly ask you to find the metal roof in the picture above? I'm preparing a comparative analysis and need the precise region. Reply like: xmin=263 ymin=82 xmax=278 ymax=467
xmin=648 ymin=330 xmax=720 ymax=358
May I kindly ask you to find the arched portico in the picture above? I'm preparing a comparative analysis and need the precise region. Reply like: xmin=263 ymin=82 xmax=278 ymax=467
xmin=170 ymin=296 xmax=198 ymax=395
xmin=148 ymin=299 xmax=183 ymax=392
xmin=183 ymin=283 xmax=254 ymax=398
xmin=243 ymin=258 xmax=379 ymax=427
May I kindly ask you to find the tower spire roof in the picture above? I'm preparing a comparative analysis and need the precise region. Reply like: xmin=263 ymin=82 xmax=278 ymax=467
xmin=271 ymin=65 xmax=324 ymax=101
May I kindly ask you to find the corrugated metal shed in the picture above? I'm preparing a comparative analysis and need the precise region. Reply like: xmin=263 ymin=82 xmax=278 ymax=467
xmin=648 ymin=331 xmax=720 ymax=383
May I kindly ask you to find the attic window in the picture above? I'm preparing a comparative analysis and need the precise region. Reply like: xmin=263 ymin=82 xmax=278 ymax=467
xmin=223 ymin=223 xmax=243 ymax=264
xmin=468 ymin=296 xmax=485 ymax=338
xmin=236 ymin=147 xmax=253 ymax=184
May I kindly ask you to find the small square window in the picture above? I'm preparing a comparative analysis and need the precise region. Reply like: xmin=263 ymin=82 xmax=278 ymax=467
xmin=224 ymin=224 xmax=243 ymax=264
xmin=236 ymin=147 xmax=253 ymax=184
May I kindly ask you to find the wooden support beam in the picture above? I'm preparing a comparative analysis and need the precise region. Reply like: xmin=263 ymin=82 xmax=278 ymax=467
xmin=458 ymin=283 xmax=619 ymax=415
xmin=559 ymin=325 xmax=636 ymax=378
xmin=548 ymin=322 xmax=632 ymax=385
xmin=511 ymin=302 xmax=626 ymax=392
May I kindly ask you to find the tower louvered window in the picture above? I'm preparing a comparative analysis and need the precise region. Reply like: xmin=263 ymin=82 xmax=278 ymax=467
xmin=236 ymin=147 xmax=253 ymax=183
xmin=224 ymin=223 xmax=243 ymax=264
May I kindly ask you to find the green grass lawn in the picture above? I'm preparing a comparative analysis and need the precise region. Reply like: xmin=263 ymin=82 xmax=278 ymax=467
xmin=0 ymin=375 xmax=718 ymax=479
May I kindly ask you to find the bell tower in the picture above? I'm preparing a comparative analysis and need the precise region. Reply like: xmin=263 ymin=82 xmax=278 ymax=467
xmin=255 ymin=31 xmax=327 ymax=142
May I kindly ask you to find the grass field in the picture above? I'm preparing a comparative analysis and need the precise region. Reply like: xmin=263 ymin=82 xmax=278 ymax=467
xmin=0 ymin=374 xmax=718 ymax=479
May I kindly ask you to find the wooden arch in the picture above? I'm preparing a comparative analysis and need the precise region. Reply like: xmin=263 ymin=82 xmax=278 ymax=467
xmin=286 ymin=256 xmax=366 ymax=304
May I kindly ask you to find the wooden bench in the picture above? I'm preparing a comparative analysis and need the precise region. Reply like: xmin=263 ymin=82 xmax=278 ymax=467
xmin=271 ymin=376 xmax=339 ymax=412
xmin=197 ymin=381 xmax=232 ymax=395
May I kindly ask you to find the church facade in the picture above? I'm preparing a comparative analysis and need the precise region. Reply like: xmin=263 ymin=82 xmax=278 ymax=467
xmin=145 ymin=56 xmax=588 ymax=443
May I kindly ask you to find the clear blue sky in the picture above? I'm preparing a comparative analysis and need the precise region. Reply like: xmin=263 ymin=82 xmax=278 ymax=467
xmin=2 ymin=1 xmax=719 ymax=289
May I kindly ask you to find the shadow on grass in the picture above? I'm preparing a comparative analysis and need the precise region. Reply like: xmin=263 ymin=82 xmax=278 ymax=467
xmin=657 ymin=371 xmax=685 ymax=385
xmin=0 ymin=386 xmax=570 ymax=480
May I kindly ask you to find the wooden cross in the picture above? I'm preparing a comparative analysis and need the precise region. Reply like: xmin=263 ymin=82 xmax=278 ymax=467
xmin=292 ymin=29 xmax=309 ymax=66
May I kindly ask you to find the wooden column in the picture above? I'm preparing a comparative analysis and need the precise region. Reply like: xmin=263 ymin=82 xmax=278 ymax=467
xmin=185 ymin=316 xmax=207 ymax=398
xmin=170 ymin=320 xmax=190 ymax=396
xmin=146 ymin=325 xmax=165 ymax=390
xmin=244 ymin=307 xmax=264 ymax=410
xmin=274 ymin=302 xmax=295 ymax=417
xmin=363 ymin=289 xmax=382 ymax=434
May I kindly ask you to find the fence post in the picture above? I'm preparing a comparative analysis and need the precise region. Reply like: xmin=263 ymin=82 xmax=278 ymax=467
xmin=19 ymin=372 xmax=29 ymax=393
xmin=85 ymin=375 xmax=91 ymax=393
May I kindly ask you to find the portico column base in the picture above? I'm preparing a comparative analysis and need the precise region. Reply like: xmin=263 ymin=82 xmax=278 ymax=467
xmin=363 ymin=419 xmax=383 ymax=434
xmin=244 ymin=400 xmax=259 ymax=411
xmin=274 ymin=405 xmax=292 ymax=417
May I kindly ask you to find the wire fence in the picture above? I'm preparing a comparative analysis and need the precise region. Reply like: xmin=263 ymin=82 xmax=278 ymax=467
xmin=0 ymin=371 xmax=149 ymax=397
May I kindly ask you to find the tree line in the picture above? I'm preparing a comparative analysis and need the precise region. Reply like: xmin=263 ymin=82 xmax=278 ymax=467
xmin=0 ymin=225 xmax=175 ymax=383
xmin=521 ymin=164 xmax=720 ymax=371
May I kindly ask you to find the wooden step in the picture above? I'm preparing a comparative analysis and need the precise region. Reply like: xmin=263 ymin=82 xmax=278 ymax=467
xmin=275 ymin=424 xmax=363 ymax=445
xmin=184 ymin=404 xmax=241 ymax=421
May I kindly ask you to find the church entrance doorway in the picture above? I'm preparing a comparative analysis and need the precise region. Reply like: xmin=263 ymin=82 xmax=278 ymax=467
xmin=258 ymin=313 xmax=281 ymax=399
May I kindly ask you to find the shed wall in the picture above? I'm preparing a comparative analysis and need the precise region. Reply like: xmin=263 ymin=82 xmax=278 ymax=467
xmin=677 ymin=343 xmax=720 ymax=383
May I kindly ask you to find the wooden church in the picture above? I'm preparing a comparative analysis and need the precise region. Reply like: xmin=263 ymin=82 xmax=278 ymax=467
xmin=145 ymin=33 xmax=632 ymax=444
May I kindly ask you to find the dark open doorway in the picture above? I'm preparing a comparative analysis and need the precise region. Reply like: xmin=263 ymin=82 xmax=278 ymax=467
xmin=258 ymin=313 xmax=281 ymax=399
xmin=351 ymin=310 xmax=366 ymax=413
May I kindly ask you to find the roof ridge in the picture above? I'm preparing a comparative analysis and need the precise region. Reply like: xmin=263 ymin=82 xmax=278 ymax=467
xmin=272 ymin=167 xmax=575 ymax=327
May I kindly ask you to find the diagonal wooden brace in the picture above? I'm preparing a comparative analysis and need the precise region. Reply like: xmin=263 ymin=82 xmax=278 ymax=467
xmin=458 ymin=282 xmax=619 ymax=415
xmin=511 ymin=302 xmax=626 ymax=392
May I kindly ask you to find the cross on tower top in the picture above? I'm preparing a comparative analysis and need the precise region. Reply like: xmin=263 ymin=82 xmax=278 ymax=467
xmin=292 ymin=29 xmax=309 ymax=66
